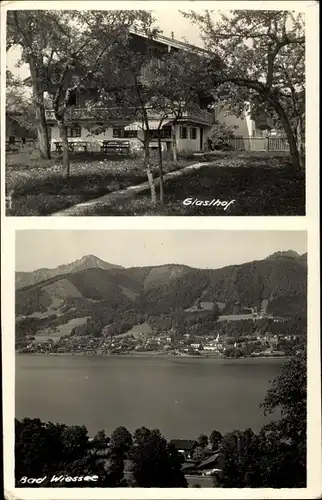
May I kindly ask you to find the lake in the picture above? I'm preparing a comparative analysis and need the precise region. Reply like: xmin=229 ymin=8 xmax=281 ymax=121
xmin=15 ymin=354 xmax=284 ymax=440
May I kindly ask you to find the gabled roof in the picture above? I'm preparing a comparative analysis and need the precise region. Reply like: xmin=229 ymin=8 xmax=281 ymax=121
xmin=129 ymin=28 xmax=209 ymax=55
xmin=22 ymin=27 xmax=210 ymax=89
xmin=181 ymin=463 xmax=198 ymax=471
xmin=198 ymin=453 xmax=221 ymax=469
xmin=170 ymin=439 xmax=198 ymax=451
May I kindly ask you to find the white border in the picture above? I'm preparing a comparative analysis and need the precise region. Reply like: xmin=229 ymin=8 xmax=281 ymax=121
xmin=1 ymin=0 xmax=321 ymax=499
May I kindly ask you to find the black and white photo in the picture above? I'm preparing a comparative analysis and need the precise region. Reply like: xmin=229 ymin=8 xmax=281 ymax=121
xmin=5 ymin=5 xmax=306 ymax=216
xmin=1 ymin=1 xmax=320 ymax=499
xmin=13 ymin=230 xmax=308 ymax=489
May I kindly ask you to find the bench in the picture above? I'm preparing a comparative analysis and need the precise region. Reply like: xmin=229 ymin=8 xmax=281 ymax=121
xmin=54 ymin=141 xmax=88 ymax=153
xmin=101 ymin=140 xmax=130 ymax=155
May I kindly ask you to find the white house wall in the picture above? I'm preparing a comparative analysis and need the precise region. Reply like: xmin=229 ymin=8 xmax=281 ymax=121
xmin=176 ymin=126 xmax=199 ymax=152
xmin=215 ymin=105 xmax=256 ymax=137
xmin=50 ymin=124 xmax=208 ymax=152
xmin=215 ymin=108 xmax=251 ymax=136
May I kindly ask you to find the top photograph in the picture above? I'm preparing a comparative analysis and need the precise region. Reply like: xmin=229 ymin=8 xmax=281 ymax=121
xmin=5 ymin=8 xmax=306 ymax=217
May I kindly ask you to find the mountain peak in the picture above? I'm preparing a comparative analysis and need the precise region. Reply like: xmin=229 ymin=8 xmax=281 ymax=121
xmin=15 ymin=255 xmax=123 ymax=289
xmin=266 ymin=250 xmax=301 ymax=260
xmin=77 ymin=254 xmax=108 ymax=268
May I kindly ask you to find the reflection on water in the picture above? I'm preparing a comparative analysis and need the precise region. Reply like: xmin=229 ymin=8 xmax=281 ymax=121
xmin=16 ymin=354 xmax=283 ymax=439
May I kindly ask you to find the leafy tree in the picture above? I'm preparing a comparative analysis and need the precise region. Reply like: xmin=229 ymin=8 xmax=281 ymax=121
xmin=91 ymin=430 xmax=109 ymax=452
xmin=258 ymin=351 xmax=307 ymax=487
xmin=93 ymin=429 xmax=107 ymax=443
xmin=110 ymin=426 xmax=133 ymax=453
xmin=105 ymin=449 xmax=126 ymax=487
xmin=192 ymin=446 xmax=207 ymax=463
xmin=15 ymin=418 xmax=56 ymax=479
xmin=260 ymin=351 xmax=306 ymax=436
xmin=15 ymin=418 xmax=109 ymax=487
xmin=80 ymin=12 xmax=161 ymax=204
xmin=217 ymin=428 xmax=262 ymax=487
xmin=197 ymin=433 xmax=208 ymax=448
xmin=133 ymin=426 xmax=152 ymax=446
xmin=215 ymin=353 xmax=307 ymax=488
xmin=59 ymin=424 xmax=89 ymax=461
xmin=209 ymin=429 xmax=222 ymax=450
xmin=6 ymin=71 xmax=36 ymax=137
xmin=6 ymin=10 xmax=154 ymax=179
xmin=129 ymin=428 xmax=187 ymax=487
xmin=49 ymin=11 xmax=155 ymax=180
xmin=6 ymin=11 xmax=77 ymax=159
xmin=152 ymin=49 xmax=216 ymax=162
xmin=183 ymin=10 xmax=305 ymax=170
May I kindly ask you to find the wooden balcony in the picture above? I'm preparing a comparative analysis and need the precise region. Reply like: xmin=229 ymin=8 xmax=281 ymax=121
xmin=182 ymin=109 xmax=214 ymax=126
xmin=45 ymin=107 xmax=119 ymax=122
xmin=45 ymin=107 xmax=214 ymax=126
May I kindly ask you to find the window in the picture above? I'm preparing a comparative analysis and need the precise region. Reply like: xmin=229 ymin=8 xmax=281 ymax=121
xmin=124 ymin=129 xmax=138 ymax=138
xmin=150 ymin=126 xmax=172 ymax=140
xmin=67 ymin=90 xmax=79 ymax=107
xmin=66 ymin=126 xmax=81 ymax=138
xmin=113 ymin=126 xmax=137 ymax=138
xmin=180 ymin=126 xmax=187 ymax=139
xmin=161 ymin=126 xmax=172 ymax=139
xmin=113 ymin=126 xmax=123 ymax=138
xmin=190 ymin=127 xmax=197 ymax=140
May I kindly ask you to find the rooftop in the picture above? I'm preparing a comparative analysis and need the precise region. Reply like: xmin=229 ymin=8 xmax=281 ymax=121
xmin=170 ymin=439 xmax=198 ymax=451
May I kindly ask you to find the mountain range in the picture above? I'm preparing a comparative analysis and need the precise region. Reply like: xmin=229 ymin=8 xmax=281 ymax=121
xmin=16 ymin=251 xmax=307 ymax=319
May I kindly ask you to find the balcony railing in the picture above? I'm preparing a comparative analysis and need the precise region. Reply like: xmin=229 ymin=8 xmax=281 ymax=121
xmin=182 ymin=109 xmax=214 ymax=126
xmin=45 ymin=107 xmax=214 ymax=126
xmin=45 ymin=108 xmax=119 ymax=121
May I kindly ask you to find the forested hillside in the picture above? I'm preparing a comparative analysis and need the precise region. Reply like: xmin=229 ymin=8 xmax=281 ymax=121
xmin=16 ymin=252 xmax=306 ymax=315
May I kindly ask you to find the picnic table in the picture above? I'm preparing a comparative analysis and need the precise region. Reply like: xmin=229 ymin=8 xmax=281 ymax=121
xmin=54 ymin=141 xmax=89 ymax=153
xmin=101 ymin=140 xmax=130 ymax=155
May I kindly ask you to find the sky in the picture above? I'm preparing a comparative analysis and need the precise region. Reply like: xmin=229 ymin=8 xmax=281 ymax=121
xmin=15 ymin=230 xmax=307 ymax=272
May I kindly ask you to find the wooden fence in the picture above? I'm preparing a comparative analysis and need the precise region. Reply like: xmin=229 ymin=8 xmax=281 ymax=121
xmin=225 ymin=136 xmax=290 ymax=152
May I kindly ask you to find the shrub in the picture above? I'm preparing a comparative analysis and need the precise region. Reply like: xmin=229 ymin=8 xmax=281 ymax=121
xmin=178 ymin=149 xmax=195 ymax=160
xmin=208 ymin=121 xmax=238 ymax=151
xmin=129 ymin=139 xmax=144 ymax=158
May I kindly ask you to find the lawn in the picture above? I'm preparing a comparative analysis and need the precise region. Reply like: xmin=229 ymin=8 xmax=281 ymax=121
xmin=6 ymin=151 xmax=305 ymax=216
xmin=5 ymin=151 xmax=193 ymax=216
xmin=94 ymin=154 xmax=305 ymax=216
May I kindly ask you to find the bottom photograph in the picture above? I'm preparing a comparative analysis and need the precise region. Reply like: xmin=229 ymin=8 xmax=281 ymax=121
xmin=14 ymin=229 xmax=307 ymax=489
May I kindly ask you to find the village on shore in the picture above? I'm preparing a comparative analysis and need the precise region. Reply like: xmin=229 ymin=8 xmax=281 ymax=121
xmin=17 ymin=317 xmax=301 ymax=359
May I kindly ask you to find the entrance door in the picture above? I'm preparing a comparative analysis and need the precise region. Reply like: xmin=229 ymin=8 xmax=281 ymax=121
xmin=199 ymin=127 xmax=204 ymax=151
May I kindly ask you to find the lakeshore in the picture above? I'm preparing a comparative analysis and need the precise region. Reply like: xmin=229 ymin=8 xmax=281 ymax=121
xmin=16 ymin=350 xmax=287 ymax=360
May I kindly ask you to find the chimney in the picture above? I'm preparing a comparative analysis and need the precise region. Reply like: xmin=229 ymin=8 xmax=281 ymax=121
xmin=171 ymin=31 xmax=174 ymax=39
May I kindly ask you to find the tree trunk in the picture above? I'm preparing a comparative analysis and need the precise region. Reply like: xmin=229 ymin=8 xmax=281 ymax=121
xmin=29 ymin=64 xmax=51 ymax=159
xmin=297 ymin=115 xmax=305 ymax=168
xmin=272 ymin=99 xmax=302 ymax=171
xmin=171 ymin=124 xmax=178 ymax=162
xmin=157 ymin=136 xmax=164 ymax=205
xmin=143 ymin=140 xmax=157 ymax=204
xmin=34 ymin=105 xmax=51 ymax=159
xmin=57 ymin=121 xmax=70 ymax=179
